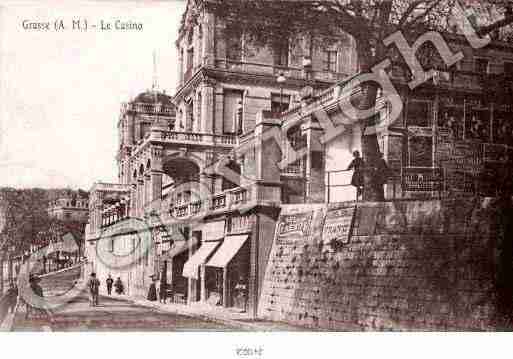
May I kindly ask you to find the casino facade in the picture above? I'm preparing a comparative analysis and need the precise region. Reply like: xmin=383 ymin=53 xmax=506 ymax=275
xmin=85 ymin=0 xmax=513 ymax=319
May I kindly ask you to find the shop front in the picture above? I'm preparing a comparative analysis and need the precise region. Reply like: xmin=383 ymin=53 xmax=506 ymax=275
xmin=182 ymin=220 xmax=225 ymax=305
xmin=182 ymin=240 xmax=221 ymax=303
xmin=205 ymin=234 xmax=250 ymax=310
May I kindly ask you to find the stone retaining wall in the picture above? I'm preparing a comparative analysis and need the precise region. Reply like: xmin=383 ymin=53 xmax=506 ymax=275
xmin=258 ymin=198 xmax=506 ymax=330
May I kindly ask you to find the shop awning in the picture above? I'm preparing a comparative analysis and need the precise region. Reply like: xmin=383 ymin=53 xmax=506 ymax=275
xmin=182 ymin=241 xmax=220 ymax=279
xmin=161 ymin=240 xmax=189 ymax=260
xmin=206 ymin=235 xmax=248 ymax=268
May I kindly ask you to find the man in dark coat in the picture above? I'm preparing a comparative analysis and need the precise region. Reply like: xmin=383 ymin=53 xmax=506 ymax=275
xmin=347 ymin=150 xmax=364 ymax=198
xmin=159 ymin=280 xmax=167 ymax=304
xmin=87 ymin=272 xmax=100 ymax=306
xmin=5 ymin=283 xmax=18 ymax=314
xmin=106 ymin=275 xmax=114 ymax=296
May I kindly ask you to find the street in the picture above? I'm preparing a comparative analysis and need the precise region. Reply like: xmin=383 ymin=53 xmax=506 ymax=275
xmin=12 ymin=293 xmax=239 ymax=331
xmin=10 ymin=268 xmax=240 ymax=331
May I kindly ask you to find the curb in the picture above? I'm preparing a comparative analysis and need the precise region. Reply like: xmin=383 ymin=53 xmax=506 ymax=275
xmin=128 ymin=298 xmax=270 ymax=331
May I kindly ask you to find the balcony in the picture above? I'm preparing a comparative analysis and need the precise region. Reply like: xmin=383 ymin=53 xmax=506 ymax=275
xmin=152 ymin=129 xmax=237 ymax=146
xmin=126 ymin=102 xmax=175 ymax=116
xmin=213 ymin=58 xmax=348 ymax=84
xmin=168 ymin=186 xmax=252 ymax=219
xmin=133 ymin=129 xmax=238 ymax=156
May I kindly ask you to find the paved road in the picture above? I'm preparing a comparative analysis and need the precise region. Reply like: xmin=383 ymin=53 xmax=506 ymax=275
xmin=11 ymin=268 xmax=238 ymax=331
xmin=12 ymin=293 xmax=239 ymax=331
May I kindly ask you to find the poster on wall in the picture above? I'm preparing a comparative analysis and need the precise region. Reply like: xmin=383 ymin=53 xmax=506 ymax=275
xmin=323 ymin=204 xmax=356 ymax=251
xmin=276 ymin=211 xmax=314 ymax=244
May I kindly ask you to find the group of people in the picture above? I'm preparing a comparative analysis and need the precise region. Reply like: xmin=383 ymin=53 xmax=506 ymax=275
xmin=347 ymin=150 xmax=390 ymax=200
xmin=87 ymin=273 xmax=125 ymax=307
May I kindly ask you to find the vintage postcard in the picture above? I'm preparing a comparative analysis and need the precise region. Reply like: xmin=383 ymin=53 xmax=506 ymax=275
xmin=1 ymin=0 xmax=513 ymax=357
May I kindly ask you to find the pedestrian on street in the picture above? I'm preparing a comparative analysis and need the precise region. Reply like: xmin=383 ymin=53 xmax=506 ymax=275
xmin=234 ymin=275 xmax=248 ymax=313
xmin=114 ymin=277 xmax=124 ymax=295
xmin=87 ymin=272 xmax=100 ymax=307
xmin=347 ymin=150 xmax=364 ymax=199
xmin=5 ymin=282 xmax=18 ymax=314
xmin=147 ymin=275 xmax=157 ymax=302
xmin=106 ymin=274 xmax=114 ymax=296
xmin=159 ymin=279 xmax=167 ymax=304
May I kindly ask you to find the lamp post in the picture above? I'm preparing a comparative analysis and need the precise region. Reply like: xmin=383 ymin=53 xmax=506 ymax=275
xmin=277 ymin=72 xmax=286 ymax=113
xmin=7 ymin=244 xmax=15 ymax=284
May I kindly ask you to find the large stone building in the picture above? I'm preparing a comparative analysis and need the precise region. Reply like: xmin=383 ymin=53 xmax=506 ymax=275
xmin=85 ymin=0 xmax=513 ymax=328
xmin=48 ymin=192 xmax=89 ymax=223
xmin=86 ymin=0 xmax=355 ymax=314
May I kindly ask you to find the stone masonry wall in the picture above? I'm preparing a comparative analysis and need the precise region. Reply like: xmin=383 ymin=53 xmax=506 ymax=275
xmin=258 ymin=198 xmax=505 ymax=330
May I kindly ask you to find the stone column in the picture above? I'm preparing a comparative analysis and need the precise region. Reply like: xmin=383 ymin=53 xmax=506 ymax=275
xmin=200 ymin=264 xmax=207 ymax=302
xmin=222 ymin=267 xmax=229 ymax=307
xmin=130 ymin=183 xmax=137 ymax=218
xmin=144 ymin=174 xmax=151 ymax=213
xmin=201 ymin=82 xmax=215 ymax=134
xmin=302 ymin=118 xmax=325 ymax=203
xmin=137 ymin=179 xmax=144 ymax=218
xmin=150 ymin=171 xmax=163 ymax=211
xmin=187 ymin=231 xmax=201 ymax=304
xmin=149 ymin=145 xmax=164 ymax=212
xmin=253 ymin=111 xmax=282 ymax=203
xmin=94 ymin=192 xmax=104 ymax=233
xmin=202 ymin=12 xmax=215 ymax=66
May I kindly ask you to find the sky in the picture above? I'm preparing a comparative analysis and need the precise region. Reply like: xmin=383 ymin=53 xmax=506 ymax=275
xmin=0 ymin=0 xmax=186 ymax=190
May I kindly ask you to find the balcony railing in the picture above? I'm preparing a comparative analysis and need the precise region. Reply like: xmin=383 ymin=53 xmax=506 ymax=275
xmin=214 ymin=58 xmax=348 ymax=83
xmin=169 ymin=186 xmax=251 ymax=219
xmin=150 ymin=130 xmax=238 ymax=146
xmin=126 ymin=102 xmax=175 ymax=116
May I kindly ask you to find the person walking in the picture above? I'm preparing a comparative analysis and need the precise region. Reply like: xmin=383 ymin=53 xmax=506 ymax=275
xmin=147 ymin=276 xmax=157 ymax=302
xmin=347 ymin=150 xmax=364 ymax=199
xmin=114 ymin=277 xmax=124 ymax=295
xmin=5 ymin=282 xmax=18 ymax=314
xmin=87 ymin=272 xmax=100 ymax=307
xmin=159 ymin=279 xmax=168 ymax=304
xmin=106 ymin=275 xmax=114 ymax=296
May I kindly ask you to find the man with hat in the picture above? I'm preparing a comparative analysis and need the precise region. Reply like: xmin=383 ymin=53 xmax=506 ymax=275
xmin=87 ymin=272 xmax=100 ymax=307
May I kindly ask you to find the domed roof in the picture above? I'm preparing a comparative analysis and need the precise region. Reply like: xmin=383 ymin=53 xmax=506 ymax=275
xmin=133 ymin=90 xmax=173 ymax=105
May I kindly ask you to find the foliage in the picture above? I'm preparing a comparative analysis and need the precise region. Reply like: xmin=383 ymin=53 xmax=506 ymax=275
xmin=0 ymin=188 xmax=86 ymax=259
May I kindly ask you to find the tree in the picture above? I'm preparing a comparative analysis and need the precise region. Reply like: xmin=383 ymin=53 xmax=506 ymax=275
xmin=207 ymin=0 xmax=513 ymax=200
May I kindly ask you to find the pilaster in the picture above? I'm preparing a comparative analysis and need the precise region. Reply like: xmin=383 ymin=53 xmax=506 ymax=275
xmin=302 ymin=118 xmax=325 ymax=203
xmin=201 ymin=81 xmax=215 ymax=134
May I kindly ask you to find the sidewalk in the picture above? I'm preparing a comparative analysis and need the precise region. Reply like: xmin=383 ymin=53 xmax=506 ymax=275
xmin=128 ymin=296 xmax=304 ymax=331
